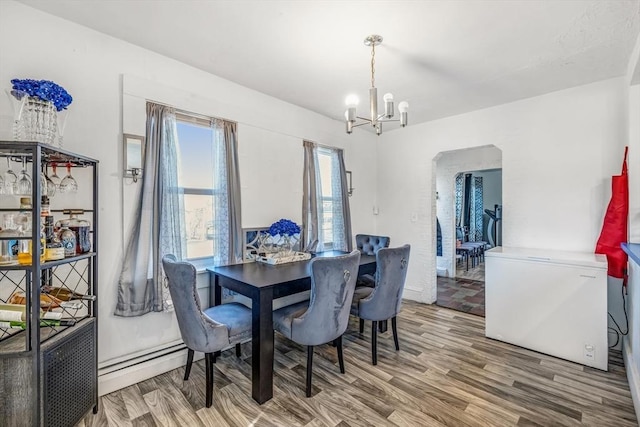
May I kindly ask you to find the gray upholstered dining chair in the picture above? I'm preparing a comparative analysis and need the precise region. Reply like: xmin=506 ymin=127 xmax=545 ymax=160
xmin=355 ymin=234 xmax=390 ymax=287
xmin=351 ymin=244 xmax=411 ymax=365
xmin=272 ymin=250 xmax=361 ymax=397
xmin=162 ymin=254 xmax=252 ymax=408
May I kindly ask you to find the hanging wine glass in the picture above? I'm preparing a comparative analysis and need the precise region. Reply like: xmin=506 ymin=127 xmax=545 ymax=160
xmin=42 ymin=164 xmax=55 ymax=197
xmin=17 ymin=157 xmax=32 ymax=195
xmin=58 ymin=162 xmax=78 ymax=194
xmin=49 ymin=163 xmax=61 ymax=190
xmin=40 ymin=172 xmax=50 ymax=198
xmin=5 ymin=157 xmax=17 ymax=195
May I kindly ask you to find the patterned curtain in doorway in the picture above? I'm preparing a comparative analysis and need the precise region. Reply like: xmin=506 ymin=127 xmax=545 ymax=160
xmin=469 ymin=177 xmax=484 ymax=242
xmin=455 ymin=173 xmax=463 ymax=228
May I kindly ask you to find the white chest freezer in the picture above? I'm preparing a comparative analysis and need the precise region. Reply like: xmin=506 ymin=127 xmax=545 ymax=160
xmin=485 ymin=247 xmax=608 ymax=370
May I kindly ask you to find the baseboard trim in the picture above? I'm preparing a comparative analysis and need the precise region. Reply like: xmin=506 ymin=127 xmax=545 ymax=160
xmin=623 ymin=336 xmax=640 ymax=422
xmin=98 ymin=346 xmax=198 ymax=396
xmin=403 ymin=287 xmax=428 ymax=303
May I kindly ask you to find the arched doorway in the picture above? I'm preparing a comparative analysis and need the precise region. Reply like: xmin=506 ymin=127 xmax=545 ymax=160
xmin=434 ymin=145 xmax=502 ymax=316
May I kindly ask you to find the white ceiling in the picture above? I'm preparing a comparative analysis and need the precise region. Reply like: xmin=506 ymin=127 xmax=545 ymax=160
xmin=18 ymin=0 xmax=640 ymax=127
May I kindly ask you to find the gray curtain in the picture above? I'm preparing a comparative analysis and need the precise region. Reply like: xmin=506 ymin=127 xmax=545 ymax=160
xmin=333 ymin=148 xmax=353 ymax=251
xmin=115 ymin=102 xmax=186 ymax=317
xmin=212 ymin=119 xmax=243 ymax=266
xmin=301 ymin=140 xmax=320 ymax=252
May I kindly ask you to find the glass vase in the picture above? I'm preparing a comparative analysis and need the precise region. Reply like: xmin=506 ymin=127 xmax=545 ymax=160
xmin=6 ymin=90 xmax=67 ymax=147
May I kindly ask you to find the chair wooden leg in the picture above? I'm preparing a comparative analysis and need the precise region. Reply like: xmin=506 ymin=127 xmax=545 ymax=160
xmin=359 ymin=318 xmax=364 ymax=333
xmin=235 ymin=343 xmax=242 ymax=357
xmin=306 ymin=346 xmax=314 ymax=397
xmin=184 ymin=348 xmax=194 ymax=381
xmin=379 ymin=319 xmax=388 ymax=333
xmin=336 ymin=335 xmax=345 ymax=374
xmin=371 ymin=320 xmax=378 ymax=365
xmin=392 ymin=316 xmax=400 ymax=351
xmin=205 ymin=353 xmax=215 ymax=407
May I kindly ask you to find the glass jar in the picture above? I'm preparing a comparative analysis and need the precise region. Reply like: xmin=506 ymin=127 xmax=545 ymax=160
xmin=16 ymin=197 xmax=31 ymax=234
xmin=12 ymin=196 xmax=45 ymax=265
xmin=0 ymin=213 xmax=19 ymax=265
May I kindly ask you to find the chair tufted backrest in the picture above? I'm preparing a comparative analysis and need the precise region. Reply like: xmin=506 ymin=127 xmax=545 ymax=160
xmin=356 ymin=234 xmax=390 ymax=255
xmin=162 ymin=254 xmax=229 ymax=353
xmin=291 ymin=250 xmax=361 ymax=346
xmin=358 ymin=245 xmax=411 ymax=321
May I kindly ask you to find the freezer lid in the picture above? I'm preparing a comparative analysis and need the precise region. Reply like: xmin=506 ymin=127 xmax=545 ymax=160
xmin=485 ymin=246 xmax=607 ymax=269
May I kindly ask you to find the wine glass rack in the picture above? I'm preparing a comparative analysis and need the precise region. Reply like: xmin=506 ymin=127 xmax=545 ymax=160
xmin=0 ymin=141 xmax=99 ymax=427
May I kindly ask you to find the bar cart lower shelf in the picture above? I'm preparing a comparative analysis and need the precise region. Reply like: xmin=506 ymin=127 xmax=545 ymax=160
xmin=0 ymin=318 xmax=97 ymax=426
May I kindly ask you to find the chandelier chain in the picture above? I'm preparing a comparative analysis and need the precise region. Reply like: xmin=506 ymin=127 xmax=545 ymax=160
xmin=371 ymin=43 xmax=376 ymax=88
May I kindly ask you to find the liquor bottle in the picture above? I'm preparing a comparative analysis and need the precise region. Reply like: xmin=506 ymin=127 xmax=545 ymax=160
xmin=45 ymin=286 xmax=96 ymax=302
xmin=59 ymin=224 xmax=76 ymax=257
xmin=40 ymin=196 xmax=50 ymax=218
xmin=0 ymin=319 xmax=76 ymax=329
xmin=9 ymin=291 xmax=62 ymax=309
xmin=44 ymin=216 xmax=64 ymax=261
xmin=61 ymin=210 xmax=91 ymax=254
xmin=0 ymin=306 xmax=63 ymax=322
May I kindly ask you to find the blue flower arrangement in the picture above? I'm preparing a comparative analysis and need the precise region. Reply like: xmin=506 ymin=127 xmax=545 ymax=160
xmin=269 ymin=219 xmax=301 ymax=237
xmin=10 ymin=79 xmax=73 ymax=111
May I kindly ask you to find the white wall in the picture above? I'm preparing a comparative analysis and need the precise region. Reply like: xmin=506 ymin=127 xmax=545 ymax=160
xmin=379 ymin=77 xmax=628 ymax=303
xmin=435 ymin=146 xmax=501 ymax=277
xmin=623 ymin=32 xmax=640 ymax=418
xmin=0 ymin=1 xmax=377 ymax=393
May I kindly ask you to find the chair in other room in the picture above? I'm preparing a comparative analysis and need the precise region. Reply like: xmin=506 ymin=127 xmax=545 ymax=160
xmin=351 ymin=244 xmax=411 ymax=365
xmin=355 ymin=234 xmax=390 ymax=287
xmin=162 ymin=254 xmax=252 ymax=408
xmin=272 ymin=250 xmax=361 ymax=397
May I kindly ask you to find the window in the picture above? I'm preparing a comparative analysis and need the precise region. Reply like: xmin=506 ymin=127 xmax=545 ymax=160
xmin=302 ymin=140 xmax=351 ymax=253
xmin=316 ymin=146 xmax=351 ymax=251
xmin=317 ymin=148 xmax=336 ymax=249
xmin=175 ymin=116 xmax=219 ymax=260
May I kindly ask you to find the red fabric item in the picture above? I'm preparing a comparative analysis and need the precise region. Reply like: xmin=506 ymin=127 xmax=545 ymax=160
xmin=595 ymin=146 xmax=629 ymax=281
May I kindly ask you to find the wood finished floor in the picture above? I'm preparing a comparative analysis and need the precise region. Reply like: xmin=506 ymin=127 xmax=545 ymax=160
xmin=78 ymin=301 xmax=637 ymax=427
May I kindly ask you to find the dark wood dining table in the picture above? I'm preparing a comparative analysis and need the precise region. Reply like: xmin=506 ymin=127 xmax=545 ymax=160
xmin=207 ymin=250 xmax=376 ymax=404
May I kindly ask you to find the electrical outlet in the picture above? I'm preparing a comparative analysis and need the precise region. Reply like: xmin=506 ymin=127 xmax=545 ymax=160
xmin=584 ymin=344 xmax=595 ymax=360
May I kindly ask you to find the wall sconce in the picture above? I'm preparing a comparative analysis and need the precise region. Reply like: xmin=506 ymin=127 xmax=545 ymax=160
xmin=346 ymin=170 xmax=354 ymax=196
xmin=123 ymin=133 xmax=144 ymax=183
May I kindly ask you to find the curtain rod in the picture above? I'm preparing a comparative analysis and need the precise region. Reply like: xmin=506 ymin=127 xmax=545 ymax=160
xmin=303 ymin=139 xmax=343 ymax=152
xmin=145 ymin=99 xmax=238 ymax=125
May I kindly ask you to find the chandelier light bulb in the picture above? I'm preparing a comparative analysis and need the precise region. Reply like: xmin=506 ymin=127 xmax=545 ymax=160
xmin=398 ymin=101 xmax=409 ymax=113
xmin=383 ymin=93 xmax=394 ymax=118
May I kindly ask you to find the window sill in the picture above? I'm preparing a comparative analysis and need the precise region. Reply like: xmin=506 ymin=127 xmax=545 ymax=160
xmin=188 ymin=256 xmax=215 ymax=274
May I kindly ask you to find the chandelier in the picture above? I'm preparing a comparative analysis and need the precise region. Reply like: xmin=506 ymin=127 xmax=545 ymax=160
xmin=345 ymin=35 xmax=408 ymax=135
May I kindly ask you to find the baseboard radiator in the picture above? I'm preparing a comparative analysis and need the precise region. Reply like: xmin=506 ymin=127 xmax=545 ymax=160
xmin=97 ymin=340 xmax=192 ymax=396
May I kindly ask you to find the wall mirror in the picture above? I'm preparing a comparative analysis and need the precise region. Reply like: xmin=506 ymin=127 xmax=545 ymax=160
xmin=346 ymin=170 xmax=354 ymax=196
xmin=123 ymin=133 xmax=144 ymax=182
